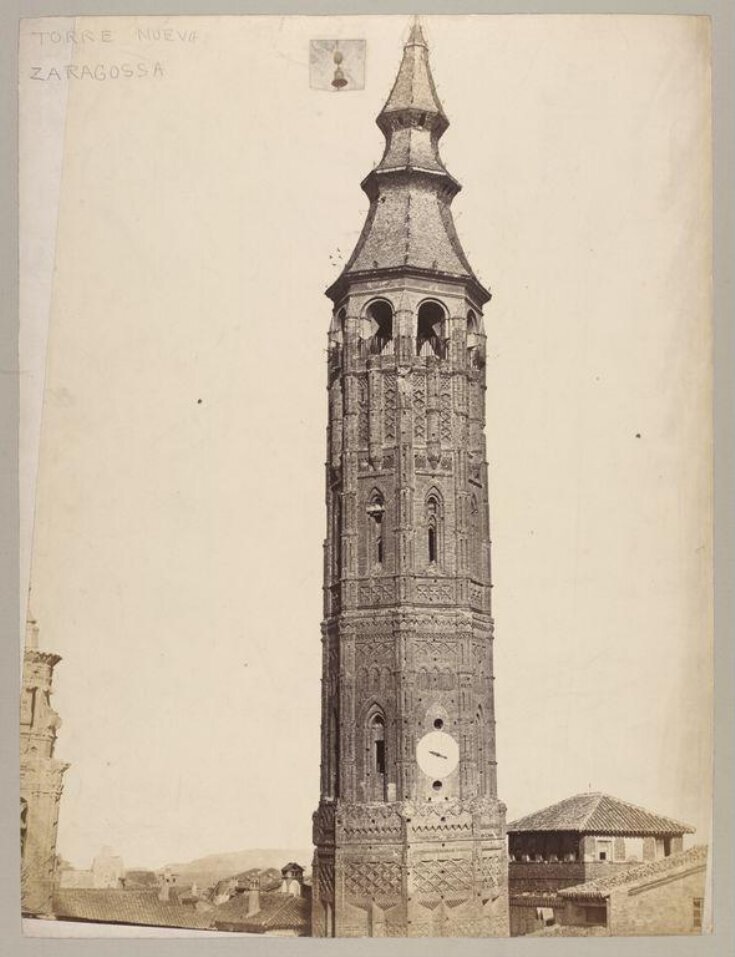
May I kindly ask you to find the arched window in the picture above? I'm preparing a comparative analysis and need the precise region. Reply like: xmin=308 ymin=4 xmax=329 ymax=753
xmin=426 ymin=492 xmax=441 ymax=565
xmin=476 ymin=707 xmax=485 ymax=796
xmin=417 ymin=301 xmax=446 ymax=357
xmin=328 ymin=708 xmax=340 ymax=798
xmin=467 ymin=310 xmax=485 ymax=368
xmin=329 ymin=307 xmax=347 ymax=348
xmin=20 ymin=798 xmax=28 ymax=860
xmin=470 ymin=494 xmax=480 ymax=576
xmin=333 ymin=495 xmax=342 ymax=579
xmin=364 ymin=300 xmax=394 ymax=355
xmin=367 ymin=492 xmax=385 ymax=567
xmin=367 ymin=712 xmax=387 ymax=800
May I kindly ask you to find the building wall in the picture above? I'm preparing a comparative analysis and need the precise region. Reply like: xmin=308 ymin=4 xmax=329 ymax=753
xmin=607 ymin=866 xmax=707 ymax=936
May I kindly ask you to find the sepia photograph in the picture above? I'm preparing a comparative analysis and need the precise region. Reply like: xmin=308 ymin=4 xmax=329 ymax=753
xmin=17 ymin=13 xmax=712 ymax=939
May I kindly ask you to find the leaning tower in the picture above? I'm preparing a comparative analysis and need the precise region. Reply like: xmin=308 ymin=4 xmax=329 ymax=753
xmin=311 ymin=19 xmax=509 ymax=938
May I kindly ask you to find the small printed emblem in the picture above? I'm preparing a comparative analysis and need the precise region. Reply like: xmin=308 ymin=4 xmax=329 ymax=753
xmin=309 ymin=39 xmax=366 ymax=91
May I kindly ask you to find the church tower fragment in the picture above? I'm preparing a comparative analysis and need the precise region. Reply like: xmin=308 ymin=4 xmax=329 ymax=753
xmin=20 ymin=614 xmax=69 ymax=916
xmin=312 ymin=19 xmax=509 ymax=937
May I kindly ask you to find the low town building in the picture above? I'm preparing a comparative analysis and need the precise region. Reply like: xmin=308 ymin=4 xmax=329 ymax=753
xmin=91 ymin=846 xmax=125 ymax=888
xmin=213 ymin=866 xmax=311 ymax=936
xmin=50 ymin=861 xmax=311 ymax=935
xmin=555 ymin=844 xmax=708 ymax=935
xmin=507 ymin=791 xmax=696 ymax=936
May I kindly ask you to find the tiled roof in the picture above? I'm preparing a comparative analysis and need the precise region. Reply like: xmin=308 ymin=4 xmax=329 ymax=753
xmin=558 ymin=845 xmax=709 ymax=900
xmin=212 ymin=890 xmax=310 ymax=934
xmin=380 ymin=19 xmax=448 ymax=129
xmin=52 ymin=889 xmax=214 ymax=930
xmin=507 ymin=792 xmax=695 ymax=835
xmin=326 ymin=18 xmax=489 ymax=306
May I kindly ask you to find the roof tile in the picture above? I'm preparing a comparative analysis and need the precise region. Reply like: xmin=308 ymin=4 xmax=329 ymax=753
xmin=507 ymin=792 xmax=695 ymax=835
xmin=558 ymin=845 xmax=709 ymax=900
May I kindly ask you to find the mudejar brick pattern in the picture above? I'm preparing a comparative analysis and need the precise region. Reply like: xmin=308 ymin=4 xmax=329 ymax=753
xmin=311 ymin=20 xmax=509 ymax=938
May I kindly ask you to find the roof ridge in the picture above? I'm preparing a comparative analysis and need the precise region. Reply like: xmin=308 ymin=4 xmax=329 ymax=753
xmin=559 ymin=844 xmax=709 ymax=899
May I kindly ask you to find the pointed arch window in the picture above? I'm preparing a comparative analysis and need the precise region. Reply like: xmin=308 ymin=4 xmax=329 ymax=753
xmin=417 ymin=301 xmax=447 ymax=357
xmin=367 ymin=492 xmax=385 ymax=568
xmin=333 ymin=495 xmax=342 ymax=579
xmin=20 ymin=798 xmax=28 ymax=860
xmin=426 ymin=492 xmax=442 ymax=566
xmin=476 ymin=707 xmax=486 ymax=796
xmin=328 ymin=708 xmax=340 ymax=798
xmin=367 ymin=712 xmax=387 ymax=800
xmin=470 ymin=494 xmax=481 ymax=576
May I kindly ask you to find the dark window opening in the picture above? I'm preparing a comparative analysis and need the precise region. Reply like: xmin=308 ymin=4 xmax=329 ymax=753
xmin=369 ymin=714 xmax=386 ymax=799
xmin=417 ymin=302 xmax=446 ymax=357
xmin=433 ymin=718 xmax=444 ymax=729
xmin=426 ymin=494 xmax=440 ymax=565
xmin=368 ymin=495 xmax=385 ymax=567
xmin=20 ymin=799 xmax=28 ymax=860
xmin=375 ymin=740 xmax=385 ymax=774
xmin=334 ymin=497 xmax=342 ymax=578
xmin=365 ymin=300 xmax=393 ymax=355
xmin=585 ymin=906 xmax=607 ymax=925
xmin=432 ymin=780 xmax=442 ymax=791
xmin=693 ymin=898 xmax=703 ymax=930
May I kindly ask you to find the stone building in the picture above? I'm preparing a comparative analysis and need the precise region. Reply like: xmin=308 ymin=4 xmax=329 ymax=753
xmin=311 ymin=17 xmax=508 ymax=938
xmin=506 ymin=791 xmax=696 ymax=936
xmin=20 ymin=614 xmax=69 ymax=916
xmin=555 ymin=844 xmax=708 ymax=936
xmin=91 ymin=846 xmax=125 ymax=889
xmin=212 ymin=874 xmax=312 ymax=936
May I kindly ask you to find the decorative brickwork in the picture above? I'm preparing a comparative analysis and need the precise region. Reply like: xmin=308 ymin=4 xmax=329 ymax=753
xmin=312 ymin=18 xmax=508 ymax=938
xmin=20 ymin=616 xmax=69 ymax=916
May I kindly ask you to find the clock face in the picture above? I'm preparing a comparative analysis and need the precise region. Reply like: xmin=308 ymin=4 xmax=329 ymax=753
xmin=416 ymin=730 xmax=459 ymax=779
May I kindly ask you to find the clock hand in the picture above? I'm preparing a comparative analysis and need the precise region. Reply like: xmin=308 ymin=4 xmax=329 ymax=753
xmin=428 ymin=750 xmax=447 ymax=759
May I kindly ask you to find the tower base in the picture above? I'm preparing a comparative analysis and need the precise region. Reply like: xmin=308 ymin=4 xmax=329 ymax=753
xmin=312 ymin=799 xmax=509 ymax=938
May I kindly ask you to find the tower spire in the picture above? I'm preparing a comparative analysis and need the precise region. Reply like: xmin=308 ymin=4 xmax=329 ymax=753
xmin=407 ymin=14 xmax=426 ymax=47
xmin=377 ymin=15 xmax=448 ymax=137
xmin=326 ymin=18 xmax=489 ymax=306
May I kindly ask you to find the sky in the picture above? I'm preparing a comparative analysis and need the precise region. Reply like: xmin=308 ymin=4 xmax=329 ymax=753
xmin=20 ymin=14 xmax=711 ymax=870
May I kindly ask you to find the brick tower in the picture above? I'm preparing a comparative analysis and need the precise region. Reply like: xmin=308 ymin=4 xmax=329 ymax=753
xmin=311 ymin=19 xmax=509 ymax=937
xmin=20 ymin=614 xmax=69 ymax=916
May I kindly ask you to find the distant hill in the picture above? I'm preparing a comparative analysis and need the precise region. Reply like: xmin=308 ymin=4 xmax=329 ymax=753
xmin=161 ymin=849 xmax=312 ymax=889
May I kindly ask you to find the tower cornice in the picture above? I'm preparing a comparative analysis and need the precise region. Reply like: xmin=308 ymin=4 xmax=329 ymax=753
xmin=326 ymin=264 xmax=491 ymax=309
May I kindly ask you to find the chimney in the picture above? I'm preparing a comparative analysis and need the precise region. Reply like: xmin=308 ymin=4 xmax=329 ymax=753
xmin=247 ymin=877 xmax=261 ymax=917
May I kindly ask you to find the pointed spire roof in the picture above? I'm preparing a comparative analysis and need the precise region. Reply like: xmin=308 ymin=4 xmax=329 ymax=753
xmin=378 ymin=17 xmax=448 ymax=135
xmin=325 ymin=18 xmax=490 ymax=305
